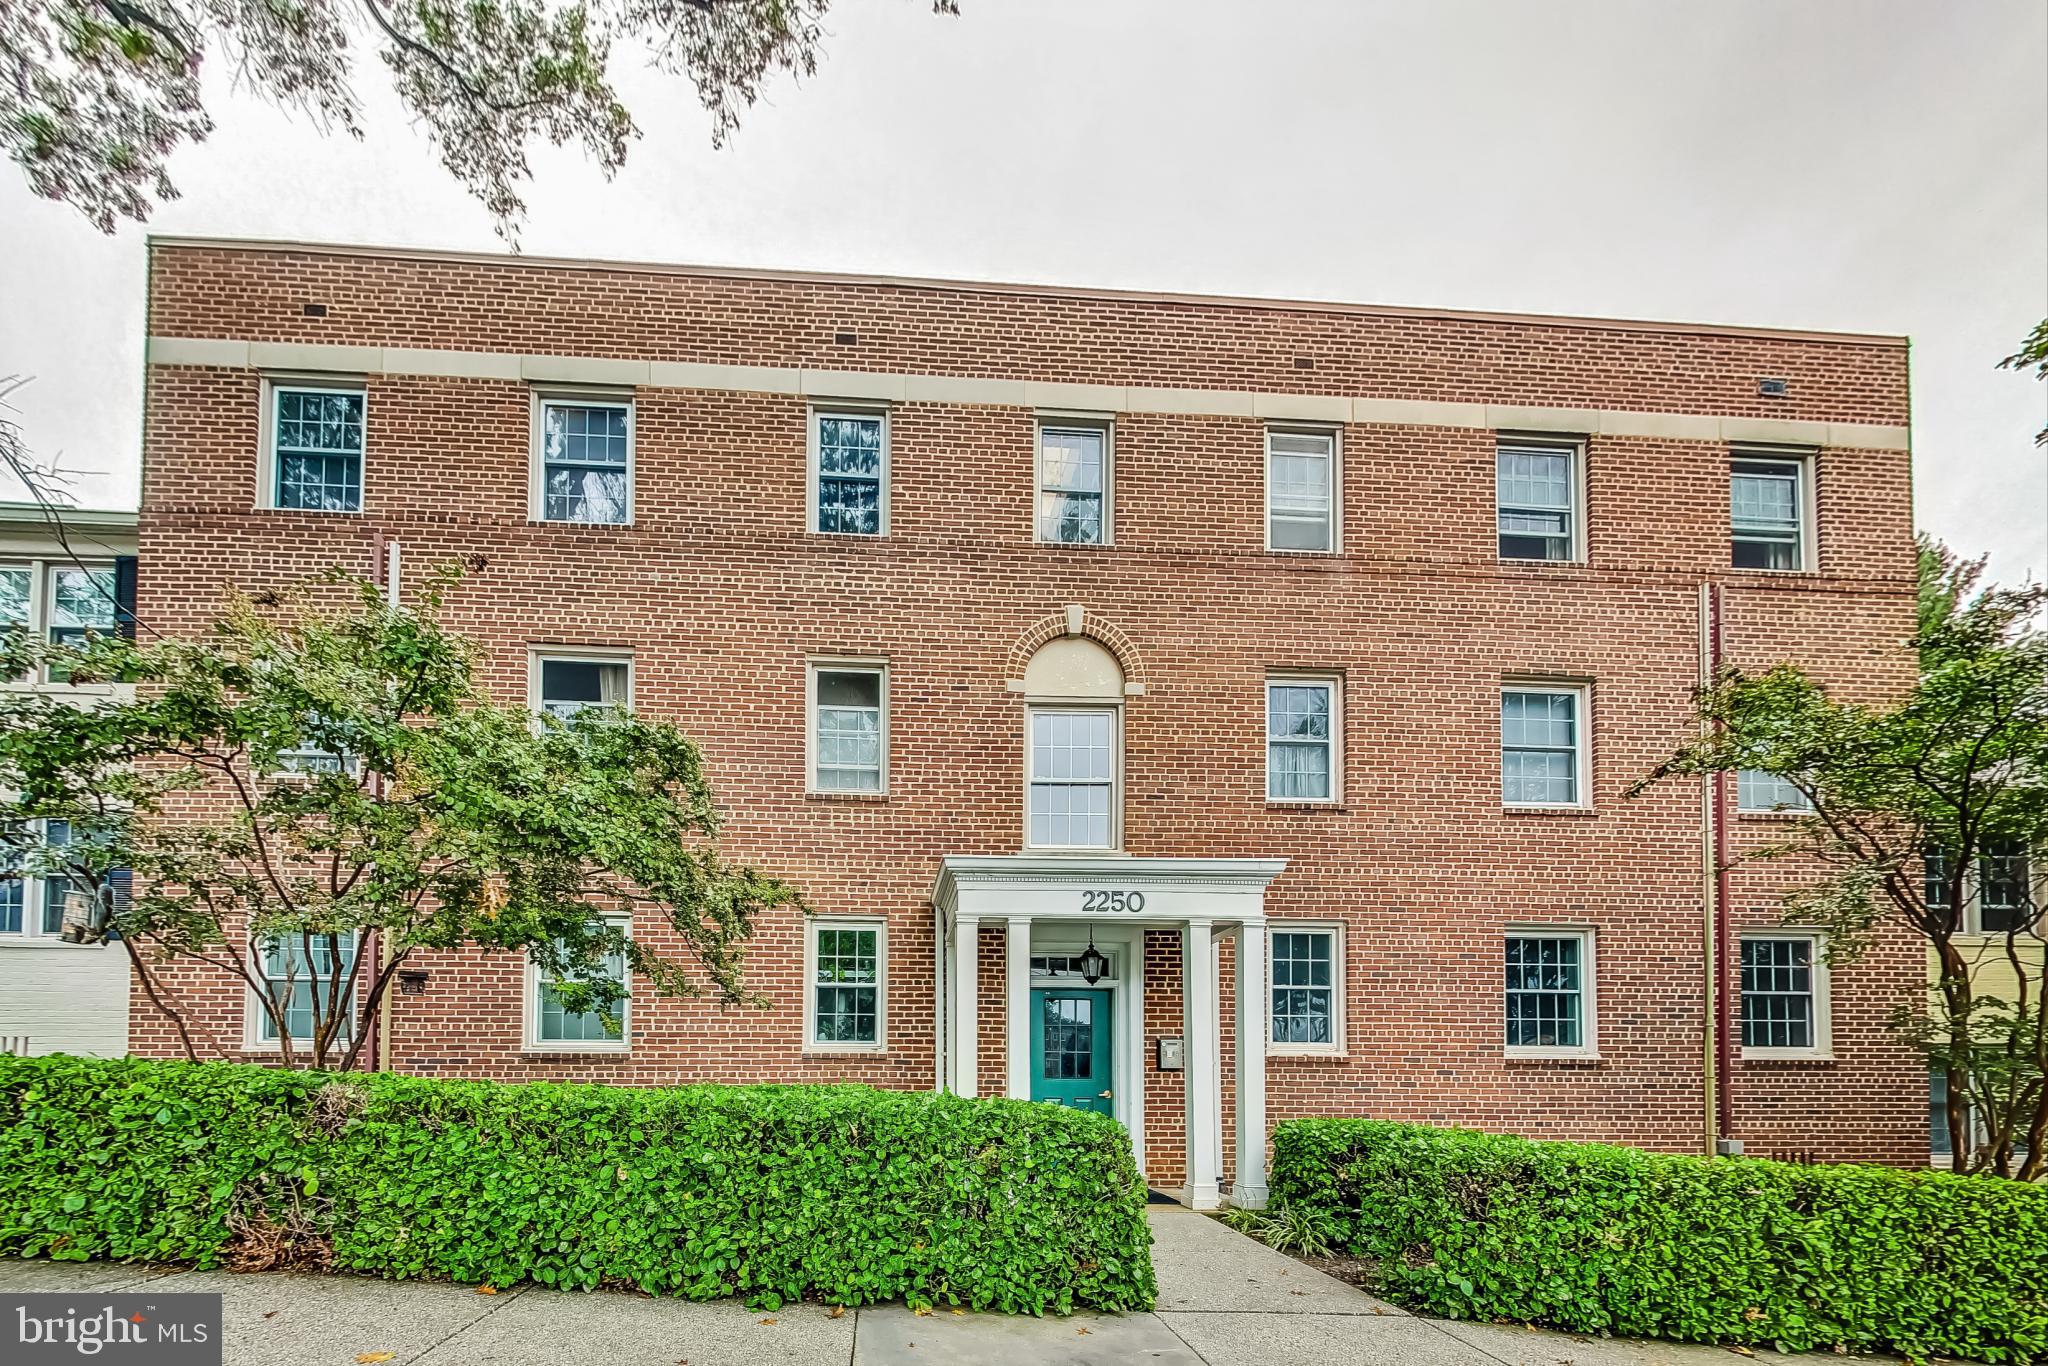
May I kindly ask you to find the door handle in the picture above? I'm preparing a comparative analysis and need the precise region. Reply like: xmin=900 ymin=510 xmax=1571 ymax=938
xmin=1098 ymin=1089 xmax=1113 ymax=1099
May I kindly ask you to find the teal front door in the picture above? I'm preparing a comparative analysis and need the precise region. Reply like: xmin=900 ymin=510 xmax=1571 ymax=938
xmin=1030 ymin=988 xmax=1114 ymax=1116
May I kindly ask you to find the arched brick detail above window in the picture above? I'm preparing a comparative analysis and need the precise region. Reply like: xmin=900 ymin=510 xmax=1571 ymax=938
xmin=1004 ymin=607 xmax=1149 ymax=695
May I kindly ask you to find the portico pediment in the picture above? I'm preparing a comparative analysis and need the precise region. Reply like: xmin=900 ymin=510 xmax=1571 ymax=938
xmin=931 ymin=855 xmax=1288 ymax=926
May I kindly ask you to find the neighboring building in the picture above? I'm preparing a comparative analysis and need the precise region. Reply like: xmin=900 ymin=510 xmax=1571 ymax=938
xmin=134 ymin=238 xmax=1923 ymax=1204
xmin=1922 ymin=843 xmax=2047 ymax=1161
xmin=0 ymin=504 xmax=138 ymax=1057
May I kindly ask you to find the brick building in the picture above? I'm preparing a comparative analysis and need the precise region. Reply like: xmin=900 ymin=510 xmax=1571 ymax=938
xmin=132 ymin=237 xmax=1924 ymax=1204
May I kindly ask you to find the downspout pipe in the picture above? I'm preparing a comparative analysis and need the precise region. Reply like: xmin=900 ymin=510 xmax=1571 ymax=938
xmin=1707 ymin=582 xmax=1738 ymax=1151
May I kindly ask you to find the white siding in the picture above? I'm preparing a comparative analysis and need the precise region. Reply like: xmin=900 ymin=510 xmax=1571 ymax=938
xmin=0 ymin=944 xmax=130 ymax=1056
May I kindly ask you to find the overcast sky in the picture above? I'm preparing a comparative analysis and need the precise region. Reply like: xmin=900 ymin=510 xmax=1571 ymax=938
xmin=2 ymin=1 xmax=2043 ymax=580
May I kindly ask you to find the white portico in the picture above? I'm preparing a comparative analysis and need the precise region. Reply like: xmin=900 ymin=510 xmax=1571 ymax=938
xmin=930 ymin=855 xmax=1287 ymax=1210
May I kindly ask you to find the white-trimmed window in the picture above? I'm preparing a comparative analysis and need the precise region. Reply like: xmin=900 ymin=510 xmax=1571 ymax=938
xmin=1037 ymin=420 xmax=1111 ymax=545
xmin=1496 ymin=438 xmax=1582 ymax=562
xmin=0 ymin=820 xmax=78 ymax=941
xmin=1266 ymin=675 xmax=1339 ymax=803
xmin=250 ymin=933 xmax=359 ymax=1046
xmin=806 ymin=918 xmax=885 ymax=1050
xmin=1269 ymin=923 xmax=1343 ymax=1054
xmin=812 ymin=408 xmax=888 ymax=536
xmin=1740 ymin=933 xmax=1830 ymax=1058
xmin=1925 ymin=841 xmax=2038 ymax=936
xmin=1737 ymin=770 xmax=1811 ymax=813
xmin=275 ymin=742 xmax=359 ymax=778
xmin=528 ymin=920 xmax=630 ymax=1050
xmin=0 ymin=559 xmax=132 ymax=685
xmin=1505 ymin=929 xmax=1595 ymax=1057
xmin=266 ymin=382 xmax=365 ymax=513
xmin=1026 ymin=706 xmax=1118 ymax=850
xmin=46 ymin=565 xmax=118 ymax=684
xmin=1731 ymin=454 xmax=1810 ymax=571
xmin=809 ymin=661 xmax=886 ymax=794
xmin=1502 ymin=684 xmax=1589 ymax=808
xmin=531 ymin=650 xmax=631 ymax=722
xmin=1266 ymin=428 xmax=1338 ymax=553
xmin=534 ymin=394 xmax=632 ymax=525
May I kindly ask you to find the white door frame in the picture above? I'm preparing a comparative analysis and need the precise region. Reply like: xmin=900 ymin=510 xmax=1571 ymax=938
xmin=1024 ymin=924 xmax=1147 ymax=1180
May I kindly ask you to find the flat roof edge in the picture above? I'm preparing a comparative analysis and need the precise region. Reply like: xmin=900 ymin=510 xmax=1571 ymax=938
xmin=144 ymin=235 xmax=1911 ymax=350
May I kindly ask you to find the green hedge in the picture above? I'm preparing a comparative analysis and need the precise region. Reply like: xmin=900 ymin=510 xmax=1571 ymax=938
xmin=1271 ymin=1118 xmax=2048 ymax=1363
xmin=0 ymin=1056 xmax=1154 ymax=1314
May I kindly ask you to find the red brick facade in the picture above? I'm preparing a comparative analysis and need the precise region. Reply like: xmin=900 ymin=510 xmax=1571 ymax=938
xmin=132 ymin=239 xmax=1924 ymax=1183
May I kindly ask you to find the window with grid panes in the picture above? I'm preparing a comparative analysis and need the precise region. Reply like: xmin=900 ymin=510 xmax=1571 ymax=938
xmin=1740 ymin=936 xmax=1817 ymax=1051
xmin=1505 ymin=933 xmax=1586 ymax=1050
xmin=815 ymin=412 xmax=885 ymax=535
xmin=1737 ymin=770 xmax=1812 ymax=812
xmin=539 ymin=399 xmax=630 ymax=524
xmin=1496 ymin=441 xmax=1577 ymax=561
xmin=1266 ymin=430 xmax=1335 ymax=551
xmin=813 ymin=668 xmax=883 ymax=792
xmin=273 ymin=387 xmax=364 ymax=512
xmin=812 ymin=924 xmax=880 ymax=1044
xmin=535 ymin=930 xmax=627 ymax=1045
xmin=1502 ymin=688 xmax=1583 ymax=806
xmin=1270 ymin=929 xmax=1336 ymax=1047
xmin=1731 ymin=456 xmax=1805 ymax=570
xmin=256 ymin=934 xmax=357 ymax=1043
xmin=1980 ymin=839 xmax=2032 ymax=933
xmin=1027 ymin=708 xmax=1116 ymax=848
xmin=1039 ymin=425 xmax=1108 ymax=544
xmin=1267 ymin=680 xmax=1335 ymax=801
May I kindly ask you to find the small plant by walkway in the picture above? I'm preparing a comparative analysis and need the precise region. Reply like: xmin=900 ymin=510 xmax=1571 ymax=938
xmin=0 ymin=1055 xmax=1155 ymax=1315
xmin=1261 ymin=1118 xmax=2048 ymax=1364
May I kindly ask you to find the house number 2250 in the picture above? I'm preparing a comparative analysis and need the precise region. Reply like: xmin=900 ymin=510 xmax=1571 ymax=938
xmin=1080 ymin=890 xmax=1146 ymax=913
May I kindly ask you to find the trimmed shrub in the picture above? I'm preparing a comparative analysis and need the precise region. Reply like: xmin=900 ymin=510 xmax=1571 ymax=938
xmin=0 ymin=1056 xmax=1154 ymax=1314
xmin=1271 ymin=1118 xmax=2048 ymax=1363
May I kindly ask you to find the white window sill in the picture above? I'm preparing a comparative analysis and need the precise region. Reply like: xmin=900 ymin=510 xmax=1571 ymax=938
xmin=1503 ymin=803 xmax=1595 ymax=815
xmin=1268 ymin=1045 xmax=1346 ymax=1060
xmin=1736 ymin=808 xmax=1812 ymax=820
xmin=806 ymin=789 xmax=890 ymax=802
xmin=1020 ymin=847 xmax=1128 ymax=857
xmin=803 ymin=1042 xmax=887 ymax=1057
xmin=532 ymin=518 xmax=636 ymax=530
xmin=259 ymin=506 xmax=365 ymax=517
xmin=1741 ymin=1049 xmax=1834 ymax=1064
xmin=0 ymin=938 xmax=108 ymax=950
xmin=522 ymin=1043 xmax=631 ymax=1056
xmin=1504 ymin=1049 xmax=1602 ymax=1064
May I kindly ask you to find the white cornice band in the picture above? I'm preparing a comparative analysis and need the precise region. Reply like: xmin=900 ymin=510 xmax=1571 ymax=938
xmin=146 ymin=336 xmax=1911 ymax=452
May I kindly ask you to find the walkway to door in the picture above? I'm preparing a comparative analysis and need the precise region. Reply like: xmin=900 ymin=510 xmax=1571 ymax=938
xmin=1 ymin=1210 xmax=1901 ymax=1365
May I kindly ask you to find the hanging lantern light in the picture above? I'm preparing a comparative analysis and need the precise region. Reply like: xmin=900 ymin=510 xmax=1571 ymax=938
xmin=1077 ymin=927 xmax=1109 ymax=986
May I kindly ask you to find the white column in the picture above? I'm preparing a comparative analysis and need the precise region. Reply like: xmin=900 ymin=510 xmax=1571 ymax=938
xmin=933 ymin=907 xmax=948 ymax=1093
xmin=950 ymin=914 xmax=980 ymax=1097
xmin=1232 ymin=918 xmax=1269 ymax=1209
xmin=1183 ymin=916 xmax=1222 ymax=1209
xmin=1005 ymin=916 xmax=1033 ymax=1100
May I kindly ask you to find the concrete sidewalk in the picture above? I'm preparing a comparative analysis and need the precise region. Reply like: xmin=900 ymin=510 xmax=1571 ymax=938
xmin=0 ymin=1208 xmax=1902 ymax=1366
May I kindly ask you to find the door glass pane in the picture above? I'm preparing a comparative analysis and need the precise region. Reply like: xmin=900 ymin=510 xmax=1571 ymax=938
xmin=1042 ymin=996 xmax=1095 ymax=1080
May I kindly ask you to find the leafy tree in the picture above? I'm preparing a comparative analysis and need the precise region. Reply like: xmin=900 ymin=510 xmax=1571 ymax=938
xmin=3 ymin=0 xmax=959 ymax=237
xmin=2002 ymin=318 xmax=2048 ymax=445
xmin=1634 ymin=535 xmax=2048 ymax=1177
xmin=0 ymin=567 xmax=798 ymax=1069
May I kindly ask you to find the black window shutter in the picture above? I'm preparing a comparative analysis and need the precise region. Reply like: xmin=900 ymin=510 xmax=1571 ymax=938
xmin=113 ymin=556 xmax=138 ymax=639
